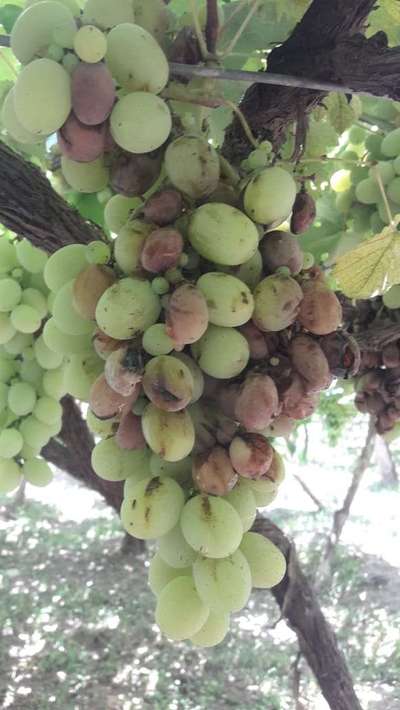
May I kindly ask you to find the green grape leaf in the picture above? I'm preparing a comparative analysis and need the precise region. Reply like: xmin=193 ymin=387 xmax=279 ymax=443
xmin=367 ymin=0 xmax=400 ymax=45
xmin=325 ymin=93 xmax=355 ymax=135
xmin=333 ymin=218 xmax=400 ymax=298
xmin=0 ymin=4 xmax=22 ymax=32
xmin=304 ymin=118 xmax=338 ymax=158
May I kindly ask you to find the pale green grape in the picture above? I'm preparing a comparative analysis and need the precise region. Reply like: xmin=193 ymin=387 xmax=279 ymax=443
xmin=224 ymin=481 xmax=257 ymax=532
xmin=0 ymin=239 xmax=18 ymax=275
xmin=0 ymin=278 xmax=22 ymax=312
xmin=381 ymin=127 xmax=400 ymax=157
xmin=42 ymin=366 xmax=67 ymax=399
xmin=10 ymin=305 xmax=41 ymax=334
xmin=43 ymin=318 xmax=93 ymax=355
xmin=133 ymin=0 xmax=170 ymax=44
xmin=16 ymin=239 xmax=48 ymax=274
xmin=86 ymin=409 xmax=117 ymax=438
xmin=21 ymin=289 xmax=48 ymax=320
xmin=152 ymin=277 xmax=170 ymax=296
xmin=142 ymin=404 xmax=195 ymax=462
xmin=123 ymin=468 xmax=152 ymax=497
xmin=46 ymin=43 xmax=64 ymax=61
xmin=95 ymin=277 xmax=161 ymax=339
xmin=121 ymin=475 xmax=185 ymax=539
xmin=14 ymin=59 xmax=71 ymax=136
xmin=143 ymin=355 xmax=194 ymax=411
xmin=240 ymin=532 xmax=287 ymax=588
xmin=0 ymin=359 xmax=16 ymax=383
xmin=4 ymin=332 xmax=33 ymax=356
xmin=62 ymin=52 xmax=79 ymax=73
xmin=197 ymin=273 xmax=254 ymax=327
xmin=34 ymin=335 xmax=64 ymax=370
xmin=190 ymin=611 xmax=229 ymax=648
xmin=244 ymin=167 xmax=297 ymax=226
xmin=11 ymin=0 xmax=77 ymax=64
xmin=191 ymin=325 xmax=249 ymax=379
xmin=355 ymin=177 xmax=381 ymax=205
xmin=180 ymin=495 xmax=243 ymax=559
xmin=20 ymin=442 xmax=41 ymax=460
xmin=189 ymin=203 xmax=258 ymax=266
xmin=193 ymin=550 xmax=251 ymax=614
xmin=393 ymin=156 xmax=400 ymax=175
xmin=114 ymin=221 xmax=151 ymax=274
xmin=155 ymin=576 xmax=209 ymax=641
xmin=20 ymin=358 xmax=43 ymax=386
xmin=370 ymin=211 xmax=385 ymax=233
xmin=33 ymin=397 xmax=62 ymax=426
xmin=92 ymin=437 xmax=149 ymax=482
xmin=387 ymin=177 xmax=400 ymax=205
xmin=0 ymin=459 xmax=22 ymax=494
xmin=104 ymin=195 xmax=141 ymax=233
xmin=240 ymin=477 xmax=278 ymax=507
xmin=383 ymin=285 xmax=400 ymax=309
xmin=44 ymin=244 xmax=87 ymax=292
xmin=28 ymin=271 xmax=48 ymax=293
xmin=0 ymin=428 xmax=23 ymax=458
xmin=0 ymin=314 xmax=16 ymax=345
xmin=74 ymin=25 xmax=107 ymax=63
xmin=61 ymin=156 xmax=109 ymax=194
xmin=158 ymin=524 xmax=197 ymax=568
xmin=330 ymin=169 xmax=352 ymax=193
xmin=236 ymin=249 xmax=263 ymax=291
xmin=0 ymin=383 xmax=8 ymax=413
xmin=148 ymin=552 xmax=191 ymax=596
xmin=82 ymin=0 xmax=135 ymax=29
xmin=1 ymin=89 xmax=40 ymax=144
xmin=86 ymin=241 xmax=111 ymax=265
xmin=368 ymin=161 xmax=395 ymax=185
xmin=64 ymin=352 xmax=103 ymax=401
xmin=149 ymin=453 xmax=192 ymax=482
xmin=106 ymin=23 xmax=169 ymax=94
xmin=19 ymin=416 xmax=53 ymax=450
xmin=172 ymin=353 xmax=204 ymax=404
xmin=253 ymin=274 xmax=303 ymax=332
xmin=22 ymin=458 xmax=53 ymax=487
xmin=143 ymin=324 xmax=174 ymax=356
xmin=110 ymin=92 xmax=172 ymax=154
xmin=165 ymin=136 xmax=220 ymax=199
xmin=53 ymin=280 xmax=94 ymax=335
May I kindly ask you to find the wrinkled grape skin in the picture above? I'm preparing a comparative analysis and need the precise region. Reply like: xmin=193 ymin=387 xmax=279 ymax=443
xmin=58 ymin=113 xmax=106 ymax=162
xmin=192 ymin=446 xmax=238 ymax=496
xmin=141 ymin=229 xmax=184 ymax=274
xmin=260 ymin=231 xmax=303 ymax=275
xmin=289 ymin=334 xmax=332 ymax=392
xmin=142 ymin=356 xmax=194 ymax=412
xmin=110 ymin=149 xmax=163 ymax=197
xmin=116 ymin=411 xmax=146 ymax=450
xmin=144 ymin=189 xmax=183 ymax=226
xmin=298 ymin=282 xmax=342 ymax=336
xmin=89 ymin=373 xmax=139 ymax=419
xmin=73 ymin=265 xmax=115 ymax=320
xmin=235 ymin=374 xmax=280 ymax=432
xmin=253 ymin=275 xmax=303 ymax=332
xmin=166 ymin=284 xmax=209 ymax=349
xmin=229 ymin=434 xmax=274 ymax=479
xmin=281 ymin=374 xmax=320 ymax=420
xmin=105 ymin=345 xmax=144 ymax=396
xmin=290 ymin=192 xmax=316 ymax=234
xmin=71 ymin=61 xmax=115 ymax=126
xmin=92 ymin=329 xmax=129 ymax=360
xmin=238 ymin=322 xmax=268 ymax=360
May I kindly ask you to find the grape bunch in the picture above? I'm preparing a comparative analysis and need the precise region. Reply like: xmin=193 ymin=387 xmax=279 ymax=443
xmin=0 ymin=236 xmax=68 ymax=494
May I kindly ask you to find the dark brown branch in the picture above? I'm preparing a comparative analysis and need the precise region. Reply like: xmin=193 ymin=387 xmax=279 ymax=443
xmin=254 ymin=518 xmax=363 ymax=710
xmin=355 ymin=322 xmax=400 ymax=351
xmin=0 ymin=141 xmax=103 ymax=252
xmin=205 ymin=0 xmax=219 ymax=55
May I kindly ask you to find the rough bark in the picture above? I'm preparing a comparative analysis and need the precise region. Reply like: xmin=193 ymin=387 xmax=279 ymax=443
xmin=254 ymin=518 xmax=363 ymax=710
xmin=0 ymin=142 xmax=103 ymax=252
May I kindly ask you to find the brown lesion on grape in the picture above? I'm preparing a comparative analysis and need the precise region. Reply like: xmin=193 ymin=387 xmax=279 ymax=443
xmin=144 ymin=506 xmax=151 ymax=522
xmin=145 ymin=476 xmax=162 ymax=496
xmin=241 ymin=291 xmax=250 ymax=304
xmin=201 ymin=495 xmax=212 ymax=518
xmin=131 ymin=499 xmax=137 ymax=510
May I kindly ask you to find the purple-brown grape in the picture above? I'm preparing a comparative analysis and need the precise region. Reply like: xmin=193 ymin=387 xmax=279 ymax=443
xmin=192 ymin=446 xmax=238 ymax=496
xmin=289 ymin=334 xmax=332 ymax=392
xmin=166 ymin=284 xmax=209 ymax=350
xmin=89 ymin=373 xmax=139 ymax=419
xmin=229 ymin=434 xmax=273 ymax=479
xmin=144 ymin=189 xmax=183 ymax=226
xmin=235 ymin=374 xmax=280 ymax=432
xmin=253 ymin=275 xmax=303 ymax=332
xmin=105 ymin=345 xmax=144 ymax=396
xmin=298 ymin=281 xmax=342 ymax=335
xmin=116 ymin=411 xmax=146 ymax=450
xmin=239 ymin=322 xmax=269 ymax=360
xmin=71 ymin=62 xmax=115 ymax=126
xmin=140 ymin=228 xmax=184 ymax=274
xmin=73 ymin=265 xmax=116 ymax=320
xmin=290 ymin=191 xmax=316 ymax=235
xmin=260 ymin=231 xmax=303 ymax=275
xmin=142 ymin=355 xmax=194 ymax=412
xmin=58 ymin=113 xmax=106 ymax=163
xmin=110 ymin=149 xmax=163 ymax=197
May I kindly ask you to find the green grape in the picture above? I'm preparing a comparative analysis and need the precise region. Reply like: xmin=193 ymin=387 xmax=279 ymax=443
xmin=20 ymin=358 xmax=43 ymax=386
xmin=44 ymin=244 xmax=87 ymax=292
xmin=193 ymin=550 xmax=251 ymax=614
xmin=302 ymin=252 xmax=315 ymax=270
xmin=19 ymin=415 xmax=53 ymax=450
xmin=42 ymin=366 xmax=67 ymax=399
xmin=348 ymin=125 xmax=366 ymax=145
xmin=64 ymin=352 xmax=103 ymax=401
xmin=240 ymin=477 xmax=278 ymax=507
xmin=370 ymin=211 xmax=385 ymax=233
xmin=0 ymin=428 xmax=23 ymax=458
xmin=92 ymin=437 xmax=149 ymax=482
xmin=180 ymin=495 xmax=243 ymax=559
xmin=377 ymin=197 xmax=397 ymax=225
xmin=123 ymin=467 xmax=152 ymax=497
xmin=46 ymin=43 xmax=64 ymax=61
xmin=0 ymin=459 xmax=22 ymax=494
xmin=351 ymin=203 xmax=373 ymax=232
xmin=0 ymin=314 xmax=16 ymax=345
xmin=387 ymin=176 xmax=400 ymax=205
xmin=383 ymin=285 xmax=400 ymax=309
xmin=34 ymin=335 xmax=64 ymax=370
xmin=114 ymin=221 xmax=151 ymax=274
xmin=104 ymin=195 xmax=141 ymax=233
xmin=172 ymin=353 xmax=204 ymax=404
xmin=12 ymin=269 xmax=24 ymax=281
xmin=0 ymin=278 xmax=22 ymax=312
xmin=143 ymin=355 xmax=194 ymax=412
xmin=0 ymin=359 xmax=16 ymax=383
xmin=61 ymin=156 xmax=109 ymax=194
xmin=95 ymin=277 xmax=161 ymax=340
xmin=14 ymin=59 xmax=71 ymax=137
xmin=253 ymin=274 xmax=303 ymax=332
xmin=52 ymin=280 xmax=94 ymax=335
xmin=22 ymin=458 xmax=53 ymax=487
xmin=368 ymin=161 xmax=395 ymax=185
xmin=43 ymin=318 xmax=93 ymax=355
xmin=33 ymin=397 xmax=62 ymax=426
xmin=74 ymin=25 xmax=107 ymax=63
xmin=197 ymin=273 xmax=254 ymax=327
xmin=142 ymin=404 xmax=195 ymax=462
xmin=20 ymin=442 xmax=41 ymax=460
xmin=330 ymin=169 xmax=352 ymax=193
xmin=158 ymin=524 xmax=198 ymax=569
xmin=106 ymin=23 xmax=169 ymax=94
xmin=164 ymin=135 xmax=220 ymax=199
xmin=224 ymin=481 xmax=257 ymax=532
xmin=11 ymin=0 xmax=77 ymax=64
xmin=121 ymin=475 xmax=185 ymax=539
xmin=0 ymin=383 xmax=8 ymax=413
xmin=240 ymin=532 xmax=287 ymax=588
xmin=365 ymin=133 xmax=383 ymax=160
xmin=393 ymin=156 xmax=400 ymax=176
xmin=143 ymin=324 xmax=174 ymax=356
xmin=155 ymin=576 xmax=209 ymax=641
xmin=190 ymin=611 xmax=229 ymax=648
xmin=1 ymin=89 xmax=40 ymax=144
xmin=148 ymin=553 xmax=191 ymax=596
xmin=152 ymin=277 xmax=170 ymax=296
xmin=82 ymin=0 xmax=135 ymax=29
xmin=4 ymin=332 xmax=33 ymax=356
xmin=86 ymin=241 xmax=111 ymax=265
xmin=381 ymin=127 xmax=400 ymax=157
xmin=21 ymin=289 xmax=48 ymax=320
xmin=235 ymin=249 xmax=263 ymax=291
xmin=110 ymin=92 xmax=172 ymax=154
xmin=149 ymin=453 xmax=192 ymax=482
xmin=191 ymin=325 xmax=249 ymax=379
xmin=10 ymin=305 xmax=41 ymax=334
xmin=86 ymin=409 xmax=117 ymax=438
xmin=189 ymin=203 xmax=258 ymax=266
xmin=28 ymin=271 xmax=48 ymax=293
xmin=62 ymin=52 xmax=79 ymax=73
xmin=0 ymin=239 xmax=18 ymax=275
xmin=243 ymin=167 xmax=297 ymax=226
xmin=17 ymin=242 xmax=47 ymax=278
